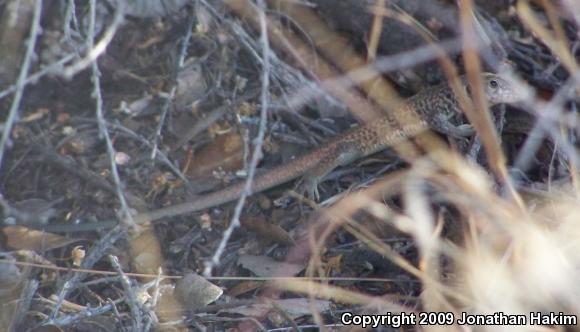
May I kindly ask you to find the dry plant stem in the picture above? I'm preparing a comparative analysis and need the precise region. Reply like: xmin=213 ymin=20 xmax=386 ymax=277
xmin=517 ymin=0 xmax=580 ymax=196
xmin=48 ymin=228 xmax=125 ymax=325
xmin=522 ymin=84 xmax=580 ymax=194
xmin=517 ymin=0 xmax=578 ymax=73
xmin=514 ymin=75 xmax=578 ymax=170
xmin=264 ymin=0 xmax=445 ymax=161
xmin=225 ymin=0 xmax=384 ymax=122
xmin=0 ymin=53 xmax=76 ymax=101
xmin=269 ymin=1 xmax=403 ymax=113
xmin=32 ymin=144 xmax=116 ymax=192
xmin=372 ymin=4 xmax=439 ymax=42
xmin=284 ymin=37 xmax=467 ymax=110
xmin=170 ymin=103 xmax=230 ymax=152
xmin=372 ymin=5 xmax=544 ymax=207
xmin=109 ymin=255 xmax=144 ymax=330
xmin=0 ymin=258 xmax=413 ymax=284
xmin=255 ymin=173 xmax=405 ymax=327
xmin=62 ymin=1 xmax=125 ymax=78
xmin=341 ymin=221 xmax=420 ymax=278
xmin=41 ymin=70 xmax=517 ymax=234
xmin=63 ymin=0 xmax=79 ymax=41
xmin=0 ymin=0 xmax=42 ymax=171
xmin=151 ymin=13 xmax=195 ymax=159
xmin=541 ymin=0 xmax=570 ymax=54
xmin=204 ymin=0 xmax=272 ymax=277
xmin=370 ymin=5 xmax=472 ymax=161
xmin=405 ymin=163 xmax=463 ymax=313
xmin=105 ymin=121 xmax=192 ymax=190
xmin=427 ymin=161 xmax=522 ymax=229
xmin=30 ymin=118 xmax=191 ymax=230
xmin=9 ymin=279 xmax=38 ymax=330
xmin=367 ymin=0 xmax=386 ymax=61
xmin=288 ymin=2 xmax=446 ymax=162
xmin=291 ymin=165 xmax=471 ymax=304
xmin=458 ymin=0 xmax=524 ymax=209
xmin=313 ymin=206 xmax=468 ymax=305
xmin=86 ymin=0 xmax=134 ymax=229
xmin=50 ymin=302 xmax=120 ymax=326
xmin=371 ymin=5 xmax=508 ymax=198
xmin=0 ymin=0 xmax=34 ymax=86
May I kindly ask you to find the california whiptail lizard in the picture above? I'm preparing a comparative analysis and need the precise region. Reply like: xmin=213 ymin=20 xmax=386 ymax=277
xmin=30 ymin=73 xmax=525 ymax=232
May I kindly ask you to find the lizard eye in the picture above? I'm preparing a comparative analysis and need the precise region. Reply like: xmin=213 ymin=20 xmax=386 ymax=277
xmin=489 ymin=79 xmax=499 ymax=89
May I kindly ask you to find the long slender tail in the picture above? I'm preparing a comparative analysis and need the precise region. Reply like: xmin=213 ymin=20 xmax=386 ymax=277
xmin=137 ymin=149 xmax=324 ymax=223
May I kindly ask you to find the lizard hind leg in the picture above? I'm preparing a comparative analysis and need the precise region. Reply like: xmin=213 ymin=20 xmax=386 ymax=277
xmin=298 ymin=141 xmax=363 ymax=201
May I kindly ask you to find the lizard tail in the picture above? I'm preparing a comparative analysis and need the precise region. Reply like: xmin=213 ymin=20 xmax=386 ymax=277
xmin=139 ymin=150 xmax=323 ymax=223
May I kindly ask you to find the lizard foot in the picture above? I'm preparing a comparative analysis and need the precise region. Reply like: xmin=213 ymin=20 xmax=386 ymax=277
xmin=455 ymin=124 xmax=475 ymax=137
xmin=298 ymin=175 xmax=321 ymax=201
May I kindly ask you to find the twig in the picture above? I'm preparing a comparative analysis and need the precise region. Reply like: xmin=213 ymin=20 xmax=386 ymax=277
xmin=9 ymin=279 xmax=38 ymax=330
xmin=49 ymin=300 xmax=122 ymax=326
xmin=151 ymin=11 xmax=195 ymax=159
xmin=109 ymin=255 xmax=144 ymax=331
xmin=204 ymin=0 xmax=271 ymax=276
xmin=514 ymin=71 xmax=580 ymax=173
xmin=170 ymin=102 xmax=231 ymax=153
xmin=31 ymin=143 xmax=118 ymax=194
xmin=0 ymin=53 xmax=76 ymax=101
xmin=48 ymin=227 xmax=126 ymax=324
xmin=63 ymin=0 xmax=80 ymax=42
xmin=0 ymin=0 xmax=43 ymax=170
xmin=106 ymin=121 xmax=193 ymax=190
xmin=367 ymin=0 xmax=386 ymax=61
xmin=86 ymin=0 xmax=135 ymax=228
xmin=283 ymin=37 xmax=467 ymax=112
xmin=62 ymin=0 xmax=124 ymax=79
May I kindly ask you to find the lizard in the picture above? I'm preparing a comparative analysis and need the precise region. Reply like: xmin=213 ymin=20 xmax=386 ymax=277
xmin=25 ymin=73 xmax=525 ymax=232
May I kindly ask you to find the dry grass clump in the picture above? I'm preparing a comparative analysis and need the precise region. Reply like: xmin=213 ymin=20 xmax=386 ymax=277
xmin=278 ymin=154 xmax=580 ymax=330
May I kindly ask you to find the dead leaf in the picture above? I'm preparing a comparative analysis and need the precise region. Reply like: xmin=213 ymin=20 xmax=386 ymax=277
xmin=174 ymin=272 xmax=223 ymax=310
xmin=3 ymin=226 xmax=82 ymax=251
xmin=238 ymin=255 xmax=304 ymax=277
xmin=186 ymin=132 xmax=244 ymax=178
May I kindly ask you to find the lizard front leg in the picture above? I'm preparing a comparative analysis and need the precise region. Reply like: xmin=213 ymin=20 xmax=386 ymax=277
xmin=431 ymin=113 xmax=474 ymax=138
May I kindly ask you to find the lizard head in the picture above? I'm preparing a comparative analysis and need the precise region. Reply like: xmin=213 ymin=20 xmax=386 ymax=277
xmin=480 ymin=73 xmax=529 ymax=105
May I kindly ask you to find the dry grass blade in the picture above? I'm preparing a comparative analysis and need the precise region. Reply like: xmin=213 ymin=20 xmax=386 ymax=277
xmin=517 ymin=0 xmax=578 ymax=73
xmin=367 ymin=0 xmax=386 ymax=61
xmin=458 ymin=0 xmax=524 ymax=209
